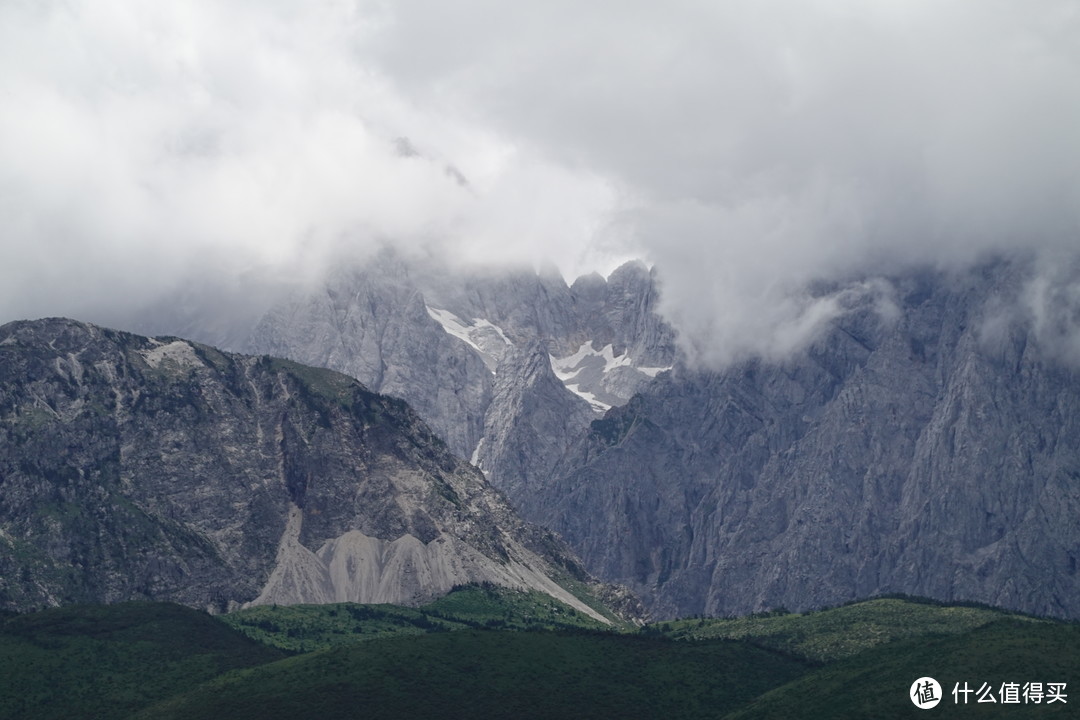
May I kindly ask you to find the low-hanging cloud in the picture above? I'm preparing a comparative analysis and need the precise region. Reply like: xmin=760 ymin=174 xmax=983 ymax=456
xmin=361 ymin=0 xmax=1080 ymax=364
xmin=3 ymin=1 xmax=1079 ymax=366
xmin=0 ymin=0 xmax=617 ymax=325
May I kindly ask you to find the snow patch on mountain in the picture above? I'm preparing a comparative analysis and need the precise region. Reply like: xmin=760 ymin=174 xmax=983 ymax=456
xmin=567 ymin=387 xmax=613 ymax=413
xmin=426 ymin=306 xmax=512 ymax=372
xmin=470 ymin=437 xmax=485 ymax=469
xmin=550 ymin=342 xmax=672 ymax=413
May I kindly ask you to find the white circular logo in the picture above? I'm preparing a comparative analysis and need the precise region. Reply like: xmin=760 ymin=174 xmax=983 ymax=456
xmin=911 ymin=677 xmax=942 ymax=709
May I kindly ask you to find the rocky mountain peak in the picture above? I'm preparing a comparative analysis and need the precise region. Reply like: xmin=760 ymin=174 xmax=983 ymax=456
xmin=521 ymin=261 xmax=1080 ymax=619
xmin=0 ymin=318 xmax=615 ymax=622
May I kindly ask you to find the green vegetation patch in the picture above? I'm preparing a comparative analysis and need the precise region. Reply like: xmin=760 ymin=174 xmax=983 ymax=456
xmin=0 ymin=602 xmax=283 ymax=720
xmin=265 ymin=357 xmax=361 ymax=407
xmin=546 ymin=572 xmax=634 ymax=628
xmin=1 ymin=595 xmax=1074 ymax=720
xmin=221 ymin=584 xmax=613 ymax=653
xmin=138 ymin=629 xmax=810 ymax=720
xmin=661 ymin=597 xmax=1041 ymax=662
xmin=220 ymin=602 xmax=461 ymax=653
xmin=423 ymin=583 xmax=614 ymax=631
xmin=728 ymin=619 xmax=1080 ymax=719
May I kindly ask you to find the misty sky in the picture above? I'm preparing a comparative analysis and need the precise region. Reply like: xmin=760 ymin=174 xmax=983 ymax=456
xmin=2 ymin=1 xmax=1079 ymax=364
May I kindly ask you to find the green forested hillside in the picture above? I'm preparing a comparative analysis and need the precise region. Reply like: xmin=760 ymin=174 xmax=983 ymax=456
xmin=728 ymin=620 xmax=1078 ymax=719
xmin=136 ymin=630 xmax=809 ymax=720
xmin=0 ymin=594 xmax=1073 ymax=720
xmin=221 ymin=584 xmax=615 ymax=653
xmin=0 ymin=602 xmax=282 ymax=720
xmin=660 ymin=596 xmax=1042 ymax=661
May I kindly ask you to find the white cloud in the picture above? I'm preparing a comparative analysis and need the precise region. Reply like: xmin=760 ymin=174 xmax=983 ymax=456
xmin=0 ymin=0 xmax=616 ymax=322
xmin=2 ymin=1 xmax=1078 ymax=366
xmin=357 ymin=0 xmax=1080 ymax=363
xmin=1022 ymin=253 xmax=1080 ymax=364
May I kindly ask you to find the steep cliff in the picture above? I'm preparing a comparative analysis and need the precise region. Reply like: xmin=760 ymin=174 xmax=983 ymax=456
xmin=238 ymin=252 xmax=676 ymax=485
xmin=0 ymin=318 xmax=612 ymax=621
xmin=112 ymin=253 xmax=1080 ymax=621
xmin=473 ymin=342 xmax=596 ymax=499
xmin=531 ymin=262 xmax=1080 ymax=619
xmin=246 ymin=259 xmax=494 ymax=460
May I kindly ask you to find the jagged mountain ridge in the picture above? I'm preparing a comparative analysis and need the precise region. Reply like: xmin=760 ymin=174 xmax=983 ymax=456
xmin=530 ymin=262 xmax=1080 ymax=619
xmin=242 ymin=254 xmax=676 ymax=460
xmin=0 ymin=318 xmax=616 ymax=621
xmin=246 ymin=262 xmax=495 ymax=460
xmin=120 ymin=253 xmax=1080 ymax=620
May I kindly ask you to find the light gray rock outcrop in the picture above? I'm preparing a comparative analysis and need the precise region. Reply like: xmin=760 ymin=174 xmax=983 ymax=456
xmin=474 ymin=342 xmax=596 ymax=500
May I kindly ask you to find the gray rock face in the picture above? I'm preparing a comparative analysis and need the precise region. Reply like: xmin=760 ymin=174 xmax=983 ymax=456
xmin=528 ymin=262 xmax=1080 ymax=619
xmin=245 ymin=259 xmax=494 ymax=460
xmin=116 ymin=252 xmax=1080 ymax=621
xmin=474 ymin=342 xmax=596 ymax=500
xmin=234 ymin=252 xmax=676 ymax=488
xmin=118 ymin=254 xmax=675 ymax=621
xmin=0 ymin=318 xmax=613 ymax=621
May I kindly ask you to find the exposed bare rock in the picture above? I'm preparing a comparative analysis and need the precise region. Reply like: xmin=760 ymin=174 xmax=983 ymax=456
xmin=532 ymin=262 xmax=1080 ymax=620
xmin=473 ymin=342 xmax=595 ymax=501
xmin=245 ymin=258 xmax=494 ymax=459
xmin=237 ymin=252 xmax=676 ymax=500
xmin=0 ymin=318 xmax=610 ymax=622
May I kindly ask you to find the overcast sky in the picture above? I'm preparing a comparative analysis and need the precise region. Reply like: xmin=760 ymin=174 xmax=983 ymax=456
xmin=2 ymin=1 xmax=1078 ymax=364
